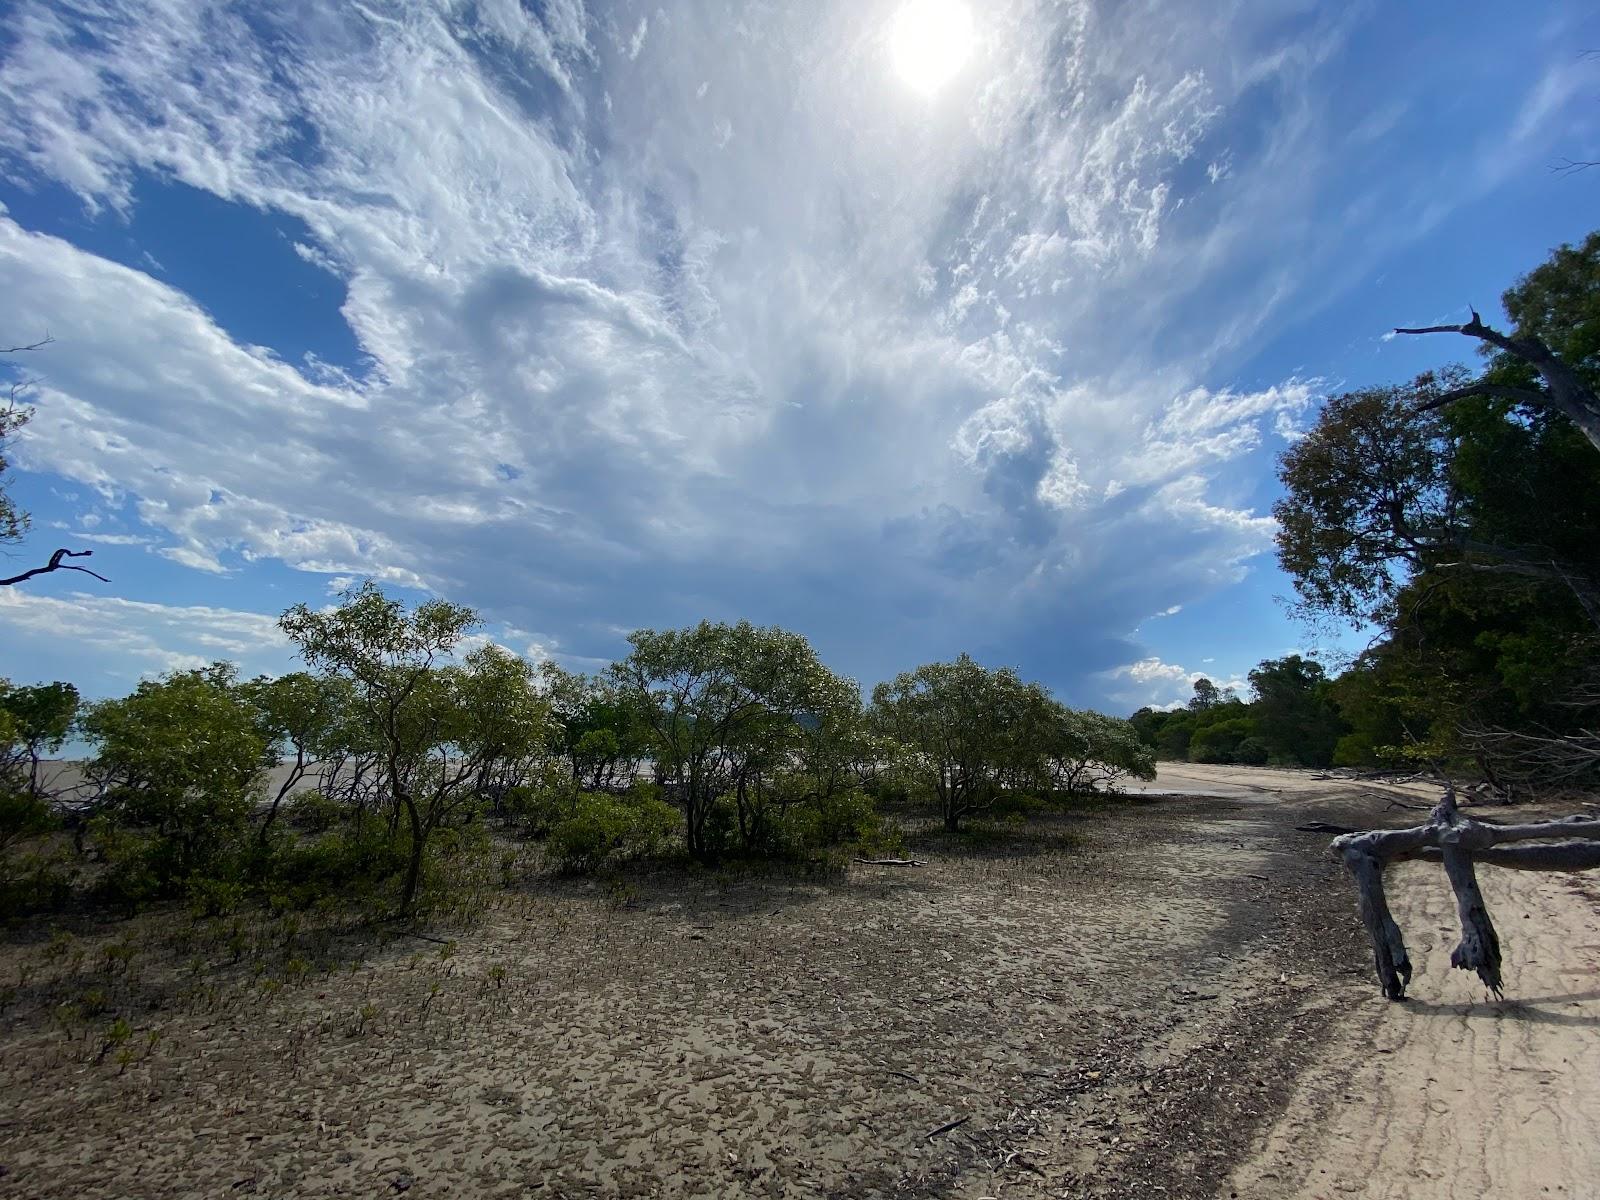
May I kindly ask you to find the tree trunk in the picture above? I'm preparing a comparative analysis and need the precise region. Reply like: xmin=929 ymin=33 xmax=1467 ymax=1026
xmin=257 ymin=750 xmax=308 ymax=847
xmin=398 ymin=796 xmax=425 ymax=917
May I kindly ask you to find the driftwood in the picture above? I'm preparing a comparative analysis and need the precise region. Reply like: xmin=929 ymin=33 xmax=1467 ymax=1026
xmin=854 ymin=857 xmax=928 ymax=867
xmin=1331 ymin=789 xmax=1600 ymax=1000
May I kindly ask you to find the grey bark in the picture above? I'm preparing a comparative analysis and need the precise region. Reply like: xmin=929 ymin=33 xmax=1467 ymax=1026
xmin=1332 ymin=790 xmax=1600 ymax=999
xmin=1395 ymin=310 xmax=1600 ymax=453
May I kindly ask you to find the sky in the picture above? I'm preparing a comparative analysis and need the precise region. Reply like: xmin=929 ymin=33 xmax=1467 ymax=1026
xmin=0 ymin=0 xmax=1596 ymax=714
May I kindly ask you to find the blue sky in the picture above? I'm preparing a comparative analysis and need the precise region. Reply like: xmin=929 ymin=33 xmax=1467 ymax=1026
xmin=0 ymin=0 xmax=1596 ymax=712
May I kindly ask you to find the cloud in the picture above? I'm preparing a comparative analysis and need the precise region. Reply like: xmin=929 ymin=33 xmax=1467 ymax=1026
xmin=1102 ymin=655 xmax=1248 ymax=709
xmin=0 ymin=0 xmax=1558 ymax=708
xmin=0 ymin=590 xmax=293 ymax=686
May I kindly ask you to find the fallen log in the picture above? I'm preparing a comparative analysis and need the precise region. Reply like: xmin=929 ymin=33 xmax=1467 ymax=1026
xmin=1332 ymin=790 xmax=1600 ymax=1000
xmin=854 ymin=857 xmax=928 ymax=867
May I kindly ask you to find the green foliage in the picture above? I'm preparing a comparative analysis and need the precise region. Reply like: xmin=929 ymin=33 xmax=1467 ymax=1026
xmin=81 ymin=664 xmax=266 ymax=904
xmin=1232 ymin=737 xmax=1271 ymax=767
xmin=0 ymin=786 xmax=67 ymax=916
xmin=271 ymin=821 xmax=409 ymax=912
xmin=280 ymin=584 xmax=548 ymax=914
xmin=613 ymin=620 xmax=861 ymax=859
xmin=1187 ymin=717 xmax=1258 ymax=764
xmin=0 ymin=680 xmax=79 ymax=795
xmin=0 ymin=788 xmax=54 ymax=857
xmin=500 ymin=780 xmax=578 ymax=835
xmin=870 ymin=654 xmax=1057 ymax=830
xmin=1044 ymin=707 xmax=1156 ymax=791
xmin=1274 ymin=232 xmax=1600 ymax=784
xmin=1494 ymin=229 xmax=1600 ymax=392
xmin=1274 ymin=379 xmax=1457 ymax=625
xmin=285 ymin=789 xmax=347 ymax=834
xmin=1188 ymin=677 xmax=1224 ymax=710
xmin=541 ymin=665 xmax=653 ymax=792
xmin=548 ymin=791 xmax=678 ymax=873
xmin=1131 ymin=660 xmax=1346 ymax=769
xmin=1246 ymin=656 xmax=1345 ymax=768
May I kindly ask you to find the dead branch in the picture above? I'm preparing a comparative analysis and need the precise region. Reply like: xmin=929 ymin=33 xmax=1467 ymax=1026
xmin=1412 ymin=381 xmax=1547 ymax=413
xmin=0 ymin=335 xmax=52 ymax=355
xmin=1393 ymin=309 xmax=1600 ymax=453
xmin=854 ymin=857 xmax=928 ymax=867
xmin=1458 ymin=722 xmax=1600 ymax=787
xmin=924 ymin=1115 xmax=971 ymax=1141
xmin=0 ymin=547 xmax=110 ymax=587
xmin=1332 ymin=790 xmax=1600 ymax=999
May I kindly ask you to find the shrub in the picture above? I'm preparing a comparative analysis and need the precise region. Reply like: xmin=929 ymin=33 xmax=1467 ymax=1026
xmin=1233 ymin=737 xmax=1271 ymax=766
xmin=549 ymin=791 xmax=678 ymax=872
xmin=505 ymin=782 xmax=580 ymax=837
xmin=273 ymin=822 xmax=408 ymax=910
xmin=1189 ymin=718 xmax=1257 ymax=764
xmin=286 ymin=789 xmax=347 ymax=834
xmin=0 ymin=845 xmax=73 ymax=917
xmin=767 ymin=787 xmax=880 ymax=857
xmin=89 ymin=819 xmax=163 ymax=911
xmin=415 ymin=821 xmax=499 ymax=920
xmin=187 ymin=876 xmax=248 ymax=918
xmin=808 ymin=787 xmax=878 ymax=845
xmin=81 ymin=665 xmax=265 ymax=901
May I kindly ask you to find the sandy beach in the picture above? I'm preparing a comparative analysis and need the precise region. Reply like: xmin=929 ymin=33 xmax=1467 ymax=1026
xmin=0 ymin=769 xmax=1593 ymax=1198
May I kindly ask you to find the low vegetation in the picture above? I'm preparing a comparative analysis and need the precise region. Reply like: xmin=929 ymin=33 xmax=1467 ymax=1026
xmin=0 ymin=586 xmax=1153 ymax=924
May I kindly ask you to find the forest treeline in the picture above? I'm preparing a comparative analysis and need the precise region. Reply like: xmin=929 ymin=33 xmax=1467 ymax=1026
xmin=1147 ymin=231 xmax=1600 ymax=788
xmin=0 ymin=588 xmax=1154 ymax=919
xmin=1129 ymin=657 xmax=1344 ymax=768
xmin=1269 ymin=229 xmax=1600 ymax=791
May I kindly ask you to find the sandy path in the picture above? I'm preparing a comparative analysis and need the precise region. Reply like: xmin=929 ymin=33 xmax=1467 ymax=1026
xmin=1229 ymin=840 xmax=1600 ymax=1198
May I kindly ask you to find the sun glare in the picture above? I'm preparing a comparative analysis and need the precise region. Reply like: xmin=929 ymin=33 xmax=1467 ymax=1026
xmin=890 ymin=0 xmax=974 ymax=97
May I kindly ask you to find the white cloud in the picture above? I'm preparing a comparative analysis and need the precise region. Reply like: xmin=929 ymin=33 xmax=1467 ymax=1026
xmin=627 ymin=16 xmax=649 ymax=60
xmin=1103 ymin=655 xmax=1247 ymax=709
xmin=0 ymin=590 xmax=292 ymax=683
xmin=0 ymin=0 xmax=1549 ymax=703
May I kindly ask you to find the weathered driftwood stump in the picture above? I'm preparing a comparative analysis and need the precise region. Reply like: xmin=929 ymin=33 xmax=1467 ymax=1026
xmin=1331 ymin=790 xmax=1600 ymax=1000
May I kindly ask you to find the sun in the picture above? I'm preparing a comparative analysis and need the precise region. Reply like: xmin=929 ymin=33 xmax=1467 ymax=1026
xmin=889 ymin=0 xmax=974 ymax=97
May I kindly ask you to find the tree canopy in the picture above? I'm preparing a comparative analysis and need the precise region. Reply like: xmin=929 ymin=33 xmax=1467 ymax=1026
xmin=1274 ymin=231 xmax=1600 ymax=785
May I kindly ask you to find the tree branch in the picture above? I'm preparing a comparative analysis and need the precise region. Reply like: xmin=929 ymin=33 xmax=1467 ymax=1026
xmin=1551 ymin=158 xmax=1599 ymax=176
xmin=0 ymin=547 xmax=111 ymax=587
xmin=1412 ymin=381 xmax=1550 ymax=414
xmin=0 ymin=335 xmax=53 ymax=355
xmin=1394 ymin=310 xmax=1600 ymax=452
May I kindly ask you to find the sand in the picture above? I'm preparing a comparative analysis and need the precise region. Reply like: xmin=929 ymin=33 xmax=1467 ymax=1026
xmin=0 ymin=767 xmax=1594 ymax=1198
xmin=1228 ymin=840 xmax=1600 ymax=1199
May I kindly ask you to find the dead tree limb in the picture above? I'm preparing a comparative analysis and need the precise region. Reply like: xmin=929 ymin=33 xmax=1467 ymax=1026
xmin=925 ymin=1115 xmax=971 ymax=1141
xmin=0 ymin=335 xmax=52 ymax=355
xmin=1332 ymin=790 xmax=1600 ymax=999
xmin=0 ymin=547 xmax=110 ymax=587
xmin=1394 ymin=309 xmax=1600 ymax=452
xmin=854 ymin=857 xmax=928 ymax=867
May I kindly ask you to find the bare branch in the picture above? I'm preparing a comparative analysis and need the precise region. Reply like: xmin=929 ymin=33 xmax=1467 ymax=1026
xmin=0 ymin=335 xmax=53 ymax=355
xmin=1412 ymin=381 xmax=1549 ymax=414
xmin=1393 ymin=310 xmax=1600 ymax=452
xmin=0 ymin=547 xmax=111 ymax=588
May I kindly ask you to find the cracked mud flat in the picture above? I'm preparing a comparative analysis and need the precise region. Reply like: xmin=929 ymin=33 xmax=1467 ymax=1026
xmin=0 ymin=778 xmax=1397 ymax=1199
